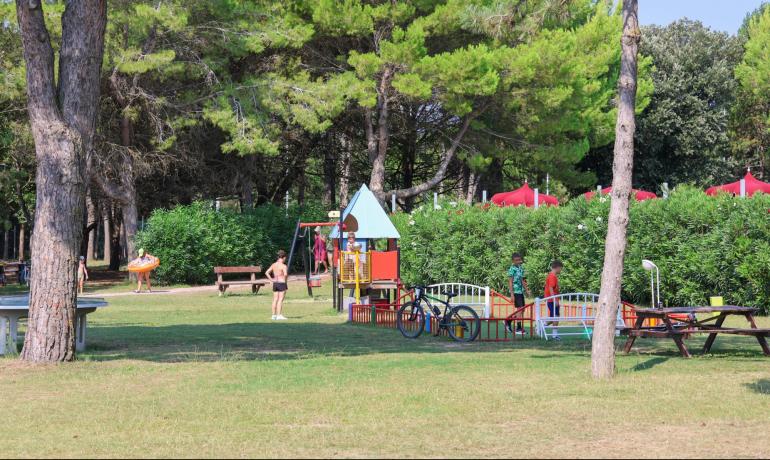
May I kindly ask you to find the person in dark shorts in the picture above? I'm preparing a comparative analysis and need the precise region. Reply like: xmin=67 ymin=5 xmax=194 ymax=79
xmin=505 ymin=252 xmax=531 ymax=335
xmin=265 ymin=250 xmax=288 ymax=320
xmin=544 ymin=260 xmax=563 ymax=340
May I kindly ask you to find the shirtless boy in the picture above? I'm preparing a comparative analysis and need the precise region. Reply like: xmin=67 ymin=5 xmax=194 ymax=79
xmin=265 ymin=250 xmax=288 ymax=320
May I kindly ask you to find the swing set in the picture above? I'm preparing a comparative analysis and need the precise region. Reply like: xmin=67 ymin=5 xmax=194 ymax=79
xmin=286 ymin=184 xmax=403 ymax=312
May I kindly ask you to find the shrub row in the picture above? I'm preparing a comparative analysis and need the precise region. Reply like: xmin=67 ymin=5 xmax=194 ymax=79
xmin=391 ymin=187 xmax=770 ymax=311
xmin=136 ymin=202 xmax=326 ymax=285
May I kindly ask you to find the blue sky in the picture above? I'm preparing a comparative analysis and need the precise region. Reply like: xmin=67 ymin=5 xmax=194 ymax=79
xmin=639 ymin=0 xmax=766 ymax=34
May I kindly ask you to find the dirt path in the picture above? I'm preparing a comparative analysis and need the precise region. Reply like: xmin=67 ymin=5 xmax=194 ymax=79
xmin=81 ymin=273 xmax=331 ymax=298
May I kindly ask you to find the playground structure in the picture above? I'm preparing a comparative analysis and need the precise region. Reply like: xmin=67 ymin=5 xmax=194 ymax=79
xmin=286 ymin=184 xmax=402 ymax=311
xmin=329 ymin=184 xmax=401 ymax=311
xmin=350 ymin=284 xmax=645 ymax=342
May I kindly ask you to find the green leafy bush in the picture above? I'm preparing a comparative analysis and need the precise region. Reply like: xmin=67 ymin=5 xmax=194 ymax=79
xmin=393 ymin=187 xmax=770 ymax=311
xmin=136 ymin=202 xmax=326 ymax=284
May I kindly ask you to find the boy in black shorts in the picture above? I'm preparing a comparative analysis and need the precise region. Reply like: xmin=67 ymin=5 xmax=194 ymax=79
xmin=266 ymin=250 xmax=288 ymax=320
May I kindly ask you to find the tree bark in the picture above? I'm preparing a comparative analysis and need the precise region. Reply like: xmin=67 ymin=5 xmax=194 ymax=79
xmin=591 ymin=0 xmax=640 ymax=380
xmin=17 ymin=0 xmax=107 ymax=362
xmin=102 ymin=201 xmax=112 ymax=264
xmin=367 ymin=70 xmax=393 ymax=197
xmin=322 ymin=142 xmax=336 ymax=208
xmin=465 ymin=171 xmax=479 ymax=205
xmin=17 ymin=224 xmax=25 ymax=261
xmin=108 ymin=206 xmax=122 ymax=271
xmin=2 ymin=230 xmax=8 ymax=260
xmin=339 ymin=133 xmax=352 ymax=206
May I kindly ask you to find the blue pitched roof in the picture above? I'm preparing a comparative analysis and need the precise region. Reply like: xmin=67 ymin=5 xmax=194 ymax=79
xmin=329 ymin=184 xmax=401 ymax=239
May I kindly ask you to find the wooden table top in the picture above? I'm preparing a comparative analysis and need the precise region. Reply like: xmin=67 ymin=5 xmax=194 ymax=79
xmin=634 ymin=306 xmax=758 ymax=315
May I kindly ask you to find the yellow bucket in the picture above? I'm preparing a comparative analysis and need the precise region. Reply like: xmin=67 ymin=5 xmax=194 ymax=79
xmin=454 ymin=325 xmax=464 ymax=338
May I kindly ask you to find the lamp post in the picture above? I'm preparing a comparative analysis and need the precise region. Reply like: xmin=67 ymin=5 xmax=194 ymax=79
xmin=641 ymin=259 xmax=660 ymax=308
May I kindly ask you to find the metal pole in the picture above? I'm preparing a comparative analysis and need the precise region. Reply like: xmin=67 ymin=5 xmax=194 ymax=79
xmin=285 ymin=191 xmax=289 ymax=216
xmin=286 ymin=219 xmax=302 ymax=270
xmin=482 ymin=190 xmax=487 ymax=203
xmin=391 ymin=194 xmax=396 ymax=213
xmin=740 ymin=178 xmax=746 ymax=197
xmin=534 ymin=188 xmax=539 ymax=209
xmin=662 ymin=182 xmax=669 ymax=199
xmin=546 ymin=173 xmax=550 ymax=196
xmin=433 ymin=193 xmax=438 ymax=210
xmin=338 ymin=206 xmax=344 ymax=312
xmin=656 ymin=266 xmax=661 ymax=308
xmin=650 ymin=271 xmax=655 ymax=309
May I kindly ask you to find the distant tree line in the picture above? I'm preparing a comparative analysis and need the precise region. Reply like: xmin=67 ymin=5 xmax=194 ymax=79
xmin=2 ymin=1 xmax=770 ymax=268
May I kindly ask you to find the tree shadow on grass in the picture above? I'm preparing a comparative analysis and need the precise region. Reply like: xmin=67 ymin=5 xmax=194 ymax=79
xmin=629 ymin=356 xmax=669 ymax=372
xmin=84 ymin=322 xmax=514 ymax=363
xmin=745 ymin=379 xmax=770 ymax=395
xmin=79 ymin=321 xmax=770 ymax=364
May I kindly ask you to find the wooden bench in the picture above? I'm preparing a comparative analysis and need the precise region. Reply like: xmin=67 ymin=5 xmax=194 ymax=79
xmin=214 ymin=266 xmax=265 ymax=296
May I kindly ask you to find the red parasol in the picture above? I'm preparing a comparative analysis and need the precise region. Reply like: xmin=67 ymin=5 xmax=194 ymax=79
xmin=583 ymin=186 xmax=657 ymax=202
xmin=490 ymin=182 xmax=559 ymax=207
xmin=705 ymin=172 xmax=770 ymax=197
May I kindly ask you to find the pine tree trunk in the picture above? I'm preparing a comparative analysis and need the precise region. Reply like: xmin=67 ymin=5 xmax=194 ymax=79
xmin=339 ymin=134 xmax=352 ymax=207
xmin=18 ymin=224 xmax=25 ymax=261
xmin=108 ymin=211 xmax=121 ymax=271
xmin=102 ymin=202 xmax=112 ymax=264
xmin=323 ymin=145 xmax=336 ymax=207
xmin=466 ymin=172 xmax=479 ymax=204
xmin=17 ymin=0 xmax=107 ymax=362
xmin=591 ymin=0 xmax=640 ymax=379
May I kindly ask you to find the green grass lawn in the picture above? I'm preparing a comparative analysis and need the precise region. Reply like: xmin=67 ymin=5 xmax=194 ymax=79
xmin=1 ymin=281 xmax=769 ymax=458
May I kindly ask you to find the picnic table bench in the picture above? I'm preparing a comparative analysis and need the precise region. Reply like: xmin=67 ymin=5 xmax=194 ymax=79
xmin=214 ymin=266 xmax=265 ymax=296
xmin=622 ymin=306 xmax=770 ymax=358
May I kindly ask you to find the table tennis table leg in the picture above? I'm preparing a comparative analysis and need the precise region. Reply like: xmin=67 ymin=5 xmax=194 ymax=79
xmin=76 ymin=314 xmax=87 ymax=352
xmin=0 ymin=316 xmax=6 ymax=355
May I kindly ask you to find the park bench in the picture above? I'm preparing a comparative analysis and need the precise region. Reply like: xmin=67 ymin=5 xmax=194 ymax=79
xmin=214 ymin=266 xmax=265 ymax=296
xmin=1 ymin=263 xmax=24 ymax=285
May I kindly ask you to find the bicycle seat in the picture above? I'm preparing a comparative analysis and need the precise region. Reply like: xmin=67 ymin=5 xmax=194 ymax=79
xmin=442 ymin=291 xmax=458 ymax=299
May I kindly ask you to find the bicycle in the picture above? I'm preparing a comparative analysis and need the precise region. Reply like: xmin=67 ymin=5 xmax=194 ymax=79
xmin=396 ymin=286 xmax=481 ymax=342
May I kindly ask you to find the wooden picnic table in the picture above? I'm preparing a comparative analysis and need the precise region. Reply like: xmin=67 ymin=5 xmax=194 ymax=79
xmin=623 ymin=306 xmax=770 ymax=358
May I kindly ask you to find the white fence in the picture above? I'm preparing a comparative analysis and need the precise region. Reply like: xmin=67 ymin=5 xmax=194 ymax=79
xmin=425 ymin=283 xmax=491 ymax=318
xmin=534 ymin=292 xmax=625 ymax=340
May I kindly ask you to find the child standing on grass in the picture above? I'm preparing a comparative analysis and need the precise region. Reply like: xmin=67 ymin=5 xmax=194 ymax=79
xmin=266 ymin=250 xmax=288 ymax=321
xmin=544 ymin=260 xmax=563 ymax=341
xmin=506 ymin=252 xmax=531 ymax=335
xmin=78 ymin=256 xmax=89 ymax=295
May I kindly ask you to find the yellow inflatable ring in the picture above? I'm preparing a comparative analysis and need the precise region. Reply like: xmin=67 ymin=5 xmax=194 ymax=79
xmin=128 ymin=255 xmax=160 ymax=273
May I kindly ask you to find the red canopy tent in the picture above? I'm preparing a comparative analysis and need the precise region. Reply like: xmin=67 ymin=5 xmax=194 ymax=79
xmin=491 ymin=183 xmax=559 ymax=207
xmin=705 ymin=172 xmax=770 ymax=197
xmin=583 ymin=186 xmax=657 ymax=202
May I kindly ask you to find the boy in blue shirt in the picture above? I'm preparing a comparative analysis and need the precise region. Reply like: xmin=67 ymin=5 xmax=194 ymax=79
xmin=505 ymin=252 xmax=531 ymax=335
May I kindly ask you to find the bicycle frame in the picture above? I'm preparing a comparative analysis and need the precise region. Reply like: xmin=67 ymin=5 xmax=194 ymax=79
xmin=414 ymin=289 xmax=452 ymax=328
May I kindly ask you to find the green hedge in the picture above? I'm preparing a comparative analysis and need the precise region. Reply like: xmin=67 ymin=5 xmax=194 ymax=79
xmin=136 ymin=202 xmax=326 ymax=284
xmin=392 ymin=187 xmax=770 ymax=311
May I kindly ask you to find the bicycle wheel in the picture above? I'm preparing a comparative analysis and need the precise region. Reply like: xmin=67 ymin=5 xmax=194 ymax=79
xmin=397 ymin=301 xmax=425 ymax=339
xmin=446 ymin=305 xmax=481 ymax=342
